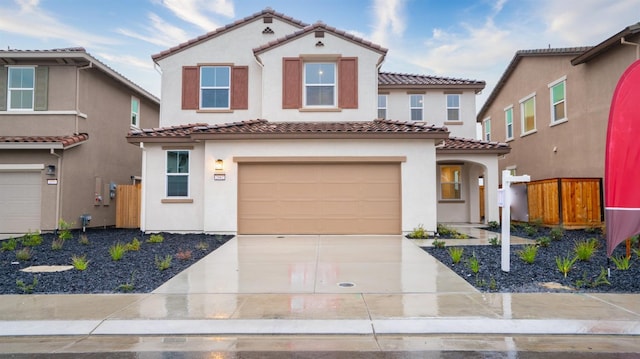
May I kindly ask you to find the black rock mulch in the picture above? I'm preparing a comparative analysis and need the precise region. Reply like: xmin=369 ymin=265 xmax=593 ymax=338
xmin=0 ymin=228 xmax=232 ymax=294
xmin=423 ymin=226 xmax=640 ymax=293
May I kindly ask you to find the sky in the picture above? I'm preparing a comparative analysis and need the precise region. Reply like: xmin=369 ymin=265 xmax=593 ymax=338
xmin=1 ymin=0 xmax=639 ymax=113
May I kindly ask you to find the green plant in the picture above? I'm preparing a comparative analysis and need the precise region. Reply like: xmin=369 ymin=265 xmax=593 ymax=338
xmin=71 ymin=254 xmax=89 ymax=271
xmin=117 ymin=271 xmax=136 ymax=292
xmin=489 ymin=276 xmax=497 ymax=290
xmin=467 ymin=253 xmax=480 ymax=274
xmin=575 ymin=267 xmax=611 ymax=289
xmin=16 ymin=276 xmax=38 ymax=294
xmin=196 ymin=241 xmax=209 ymax=250
xmin=437 ymin=224 xmax=469 ymax=239
xmin=408 ymin=224 xmax=428 ymax=239
xmin=488 ymin=236 xmax=500 ymax=246
xmin=147 ymin=234 xmax=164 ymax=243
xmin=432 ymin=239 xmax=445 ymax=248
xmin=633 ymin=248 xmax=640 ymax=259
xmin=21 ymin=232 xmax=42 ymax=247
xmin=550 ymin=227 xmax=564 ymax=241
xmin=523 ymin=225 xmax=538 ymax=237
xmin=611 ymin=255 xmax=631 ymax=270
xmin=1 ymin=238 xmax=18 ymax=252
xmin=175 ymin=249 xmax=192 ymax=261
xmin=517 ymin=245 xmax=538 ymax=264
xmin=125 ymin=238 xmax=141 ymax=251
xmin=58 ymin=219 xmax=73 ymax=241
xmin=155 ymin=255 xmax=172 ymax=270
xmin=488 ymin=221 xmax=499 ymax=230
xmin=51 ymin=238 xmax=64 ymax=250
xmin=536 ymin=236 xmax=551 ymax=247
xmin=447 ymin=247 xmax=464 ymax=264
xmin=79 ymin=233 xmax=89 ymax=245
xmin=574 ymin=239 xmax=598 ymax=261
xmin=15 ymin=247 xmax=32 ymax=261
xmin=555 ymin=253 xmax=577 ymax=278
xmin=109 ymin=242 xmax=127 ymax=261
xmin=475 ymin=275 xmax=486 ymax=287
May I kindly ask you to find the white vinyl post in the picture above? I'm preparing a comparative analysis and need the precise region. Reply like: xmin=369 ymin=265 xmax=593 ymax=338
xmin=500 ymin=170 xmax=530 ymax=272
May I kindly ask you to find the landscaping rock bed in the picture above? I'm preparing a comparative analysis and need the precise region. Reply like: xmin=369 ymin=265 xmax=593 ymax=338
xmin=423 ymin=226 xmax=640 ymax=293
xmin=0 ymin=228 xmax=232 ymax=294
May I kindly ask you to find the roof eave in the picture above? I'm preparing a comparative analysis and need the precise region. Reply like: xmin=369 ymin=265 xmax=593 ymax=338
xmin=571 ymin=24 xmax=640 ymax=65
xmin=190 ymin=132 xmax=449 ymax=140
xmin=437 ymin=148 xmax=511 ymax=155
xmin=378 ymin=84 xmax=485 ymax=92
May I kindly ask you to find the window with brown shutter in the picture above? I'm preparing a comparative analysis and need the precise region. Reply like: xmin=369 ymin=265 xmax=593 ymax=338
xmin=282 ymin=58 xmax=302 ymax=109
xmin=338 ymin=57 xmax=358 ymax=109
xmin=181 ymin=66 xmax=199 ymax=110
xmin=231 ymin=66 xmax=248 ymax=110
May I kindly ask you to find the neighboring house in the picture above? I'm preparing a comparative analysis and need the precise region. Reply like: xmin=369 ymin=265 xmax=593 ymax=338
xmin=128 ymin=8 xmax=509 ymax=235
xmin=0 ymin=48 xmax=160 ymax=234
xmin=476 ymin=23 xmax=639 ymax=226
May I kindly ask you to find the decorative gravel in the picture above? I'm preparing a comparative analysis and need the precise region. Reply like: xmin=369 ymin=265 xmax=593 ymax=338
xmin=0 ymin=228 xmax=232 ymax=294
xmin=423 ymin=226 xmax=640 ymax=293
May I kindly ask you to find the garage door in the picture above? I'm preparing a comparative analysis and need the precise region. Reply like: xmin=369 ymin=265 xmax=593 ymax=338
xmin=0 ymin=172 xmax=42 ymax=234
xmin=238 ymin=162 xmax=401 ymax=234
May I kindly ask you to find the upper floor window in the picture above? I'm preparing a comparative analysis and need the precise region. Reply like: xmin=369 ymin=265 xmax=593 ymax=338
xmin=131 ymin=97 xmax=140 ymax=128
xmin=446 ymin=94 xmax=460 ymax=122
xmin=440 ymin=164 xmax=462 ymax=200
xmin=200 ymin=66 xmax=230 ymax=109
xmin=377 ymin=94 xmax=387 ymax=119
xmin=549 ymin=77 xmax=566 ymax=124
xmin=166 ymin=150 xmax=189 ymax=197
xmin=504 ymin=106 xmax=514 ymax=140
xmin=8 ymin=67 xmax=35 ymax=110
xmin=483 ymin=118 xmax=491 ymax=141
xmin=410 ymin=94 xmax=423 ymax=121
xmin=304 ymin=63 xmax=336 ymax=107
xmin=520 ymin=94 xmax=536 ymax=135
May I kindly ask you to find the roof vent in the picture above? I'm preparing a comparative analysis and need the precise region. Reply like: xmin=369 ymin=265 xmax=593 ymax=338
xmin=315 ymin=41 xmax=324 ymax=47
xmin=315 ymin=30 xmax=325 ymax=38
xmin=263 ymin=16 xmax=273 ymax=23
xmin=263 ymin=27 xmax=274 ymax=34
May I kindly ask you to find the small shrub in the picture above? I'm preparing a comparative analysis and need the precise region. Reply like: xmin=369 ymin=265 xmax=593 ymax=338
xmin=611 ymin=255 xmax=631 ymax=270
xmin=488 ymin=276 xmax=497 ymax=291
xmin=79 ymin=234 xmax=89 ymax=245
xmin=488 ymin=221 xmax=499 ymax=230
xmin=16 ymin=277 xmax=38 ymax=294
xmin=555 ymin=253 xmax=577 ymax=278
xmin=517 ymin=245 xmax=538 ymax=264
xmin=437 ymin=223 xmax=454 ymax=236
xmin=51 ymin=238 xmax=64 ymax=250
xmin=488 ymin=237 xmax=500 ymax=246
xmin=71 ymin=254 xmax=89 ymax=271
xmin=196 ymin=241 xmax=209 ymax=251
xmin=125 ymin=238 xmax=141 ymax=251
xmin=408 ymin=224 xmax=428 ymax=239
xmin=147 ymin=234 xmax=164 ymax=243
xmin=175 ymin=249 xmax=192 ymax=261
xmin=523 ymin=225 xmax=538 ymax=237
xmin=574 ymin=239 xmax=598 ymax=261
xmin=536 ymin=236 xmax=551 ymax=248
xmin=1 ymin=238 xmax=18 ymax=252
xmin=15 ymin=248 xmax=32 ymax=261
xmin=633 ymin=248 xmax=640 ymax=259
xmin=447 ymin=247 xmax=464 ymax=264
xmin=109 ymin=242 xmax=127 ymax=261
xmin=550 ymin=227 xmax=564 ymax=241
xmin=21 ymin=232 xmax=42 ymax=247
xmin=576 ymin=267 xmax=611 ymax=289
xmin=155 ymin=255 xmax=172 ymax=270
xmin=58 ymin=219 xmax=73 ymax=241
xmin=467 ymin=253 xmax=480 ymax=274
xmin=117 ymin=272 xmax=136 ymax=292
xmin=432 ymin=239 xmax=445 ymax=248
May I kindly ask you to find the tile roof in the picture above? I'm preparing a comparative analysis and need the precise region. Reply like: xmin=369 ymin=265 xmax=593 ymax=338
xmin=476 ymin=47 xmax=592 ymax=121
xmin=152 ymin=8 xmax=308 ymax=62
xmin=253 ymin=22 xmax=387 ymax=56
xmin=0 ymin=134 xmax=89 ymax=148
xmin=379 ymin=72 xmax=485 ymax=91
xmin=127 ymin=119 xmax=448 ymax=142
xmin=438 ymin=137 xmax=510 ymax=154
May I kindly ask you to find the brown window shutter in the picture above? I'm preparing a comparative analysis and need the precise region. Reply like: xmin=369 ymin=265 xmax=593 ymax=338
xmin=282 ymin=58 xmax=302 ymax=109
xmin=231 ymin=66 xmax=248 ymax=110
xmin=338 ymin=57 xmax=358 ymax=109
xmin=182 ymin=66 xmax=199 ymax=110
xmin=34 ymin=66 xmax=48 ymax=111
xmin=0 ymin=67 xmax=6 ymax=111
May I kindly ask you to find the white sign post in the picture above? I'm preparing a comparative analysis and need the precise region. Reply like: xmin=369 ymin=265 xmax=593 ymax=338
xmin=500 ymin=170 xmax=530 ymax=272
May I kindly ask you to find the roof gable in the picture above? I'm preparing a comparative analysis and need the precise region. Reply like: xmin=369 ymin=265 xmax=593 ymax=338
xmin=571 ymin=23 xmax=640 ymax=65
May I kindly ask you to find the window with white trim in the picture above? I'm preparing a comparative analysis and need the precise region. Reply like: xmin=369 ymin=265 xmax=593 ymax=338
xmin=484 ymin=118 xmax=491 ymax=141
xmin=200 ymin=66 xmax=230 ymax=109
xmin=377 ymin=94 xmax=387 ymax=119
xmin=549 ymin=77 xmax=566 ymax=123
xmin=8 ymin=67 xmax=35 ymax=110
xmin=440 ymin=165 xmax=462 ymax=200
xmin=304 ymin=62 xmax=336 ymax=106
xmin=166 ymin=150 xmax=189 ymax=197
xmin=520 ymin=94 xmax=536 ymax=135
xmin=446 ymin=94 xmax=460 ymax=121
xmin=410 ymin=94 xmax=423 ymax=121
xmin=505 ymin=106 xmax=514 ymax=140
xmin=131 ymin=97 xmax=140 ymax=128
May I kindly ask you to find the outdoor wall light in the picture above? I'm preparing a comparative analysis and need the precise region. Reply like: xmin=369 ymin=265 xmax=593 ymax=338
xmin=46 ymin=164 xmax=56 ymax=176
xmin=214 ymin=159 xmax=224 ymax=171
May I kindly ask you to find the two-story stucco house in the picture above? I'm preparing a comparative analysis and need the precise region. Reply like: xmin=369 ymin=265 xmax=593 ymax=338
xmin=476 ymin=23 xmax=639 ymax=225
xmin=0 ymin=48 xmax=159 ymax=234
xmin=128 ymin=8 xmax=509 ymax=235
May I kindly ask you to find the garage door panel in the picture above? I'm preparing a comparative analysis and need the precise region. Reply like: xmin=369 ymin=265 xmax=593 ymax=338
xmin=0 ymin=172 xmax=41 ymax=233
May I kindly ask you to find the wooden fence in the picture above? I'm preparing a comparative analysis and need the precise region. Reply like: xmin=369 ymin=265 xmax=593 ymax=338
xmin=526 ymin=178 xmax=603 ymax=228
xmin=115 ymin=184 xmax=141 ymax=228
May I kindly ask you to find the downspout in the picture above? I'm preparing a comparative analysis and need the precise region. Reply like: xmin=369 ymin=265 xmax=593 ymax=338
xmin=253 ymin=54 xmax=264 ymax=117
xmin=621 ymin=37 xmax=640 ymax=60
xmin=139 ymin=142 xmax=147 ymax=232
xmin=75 ymin=62 xmax=93 ymax=134
xmin=50 ymin=149 xmax=62 ymax=231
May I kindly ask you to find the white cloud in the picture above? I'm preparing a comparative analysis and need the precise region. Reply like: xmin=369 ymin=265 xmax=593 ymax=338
xmin=370 ymin=0 xmax=406 ymax=47
xmin=161 ymin=0 xmax=235 ymax=32
xmin=117 ymin=13 xmax=191 ymax=47
xmin=97 ymin=52 xmax=155 ymax=71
